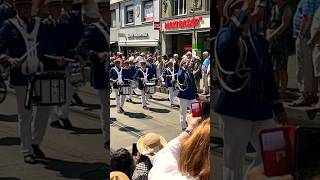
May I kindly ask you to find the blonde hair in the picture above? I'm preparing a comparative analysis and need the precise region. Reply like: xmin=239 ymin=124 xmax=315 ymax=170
xmin=178 ymin=119 xmax=211 ymax=180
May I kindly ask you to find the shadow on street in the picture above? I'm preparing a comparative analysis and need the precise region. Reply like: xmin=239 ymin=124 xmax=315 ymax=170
xmin=38 ymin=157 xmax=108 ymax=180
xmin=123 ymin=112 xmax=148 ymax=119
xmin=70 ymin=126 xmax=102 ymax=135
xmin=72 ymin=103 xmax=101 ymax=111
xmin=119 ymin=126 xmax=141 ymax=133
xmin=0 ymin=114 xmax=18 ymax=122
xmin=148 ymin=107 xmax=170 ymax=113
xmin=0 ymin=137 xmax=20 ymax=146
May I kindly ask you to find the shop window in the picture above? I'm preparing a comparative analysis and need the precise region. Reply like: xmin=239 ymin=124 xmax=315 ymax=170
xmin=173 ymin=0 xmax=186 ymax=16
xmin=143 ymin=1 xmax=154 ymax=22
xmin=111 ymin=10 xmax=116 ymax=27
xmin=126 ymin=5 xmax=134 ymax=24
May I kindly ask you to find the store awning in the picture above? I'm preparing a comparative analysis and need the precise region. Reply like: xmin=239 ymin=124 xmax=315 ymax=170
xmin=110 ymin=41 xmax=117 ymax=44
xmin=110 ymin=0 xmax=123 ymax=4
xmin=118 ymin=40 xmax=159 ymax=47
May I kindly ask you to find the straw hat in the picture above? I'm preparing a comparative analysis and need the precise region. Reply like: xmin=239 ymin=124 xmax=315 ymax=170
xmin=137 ymin=133 xmax=167 ymax=156
xmin=110 ymin=171 xmax=130 ymax=180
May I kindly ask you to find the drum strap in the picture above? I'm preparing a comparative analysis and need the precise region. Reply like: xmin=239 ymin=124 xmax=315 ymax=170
xmin=112 ymin=67 xmax=123 ymax=84
xmin=140 ymin=68 xmax=149 ymax=83
xmin=9 ymin=17 xmax=43 ymax=75
xmin=92 ymin=20 xmax=109 ymax=44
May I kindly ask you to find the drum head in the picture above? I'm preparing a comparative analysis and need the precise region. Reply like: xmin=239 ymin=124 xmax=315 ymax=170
xmin=0 ymin=78 xmax=7 ymax=104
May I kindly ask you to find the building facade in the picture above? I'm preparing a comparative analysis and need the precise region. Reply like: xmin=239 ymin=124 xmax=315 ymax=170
xmin=110 ymin=0 xmax=160 ymax=56
xmin=160 ymin=0 xmax=210 ymax=56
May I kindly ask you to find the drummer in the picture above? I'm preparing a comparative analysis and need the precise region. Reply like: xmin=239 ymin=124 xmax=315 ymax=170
xmin=0 ymin=0 xmax=55 ymax=163
xmin=136 ymin=57 xmax=156 ymax=110
xmin=124 ymin=56 xmax=137 ymax=103
xmin=177 ymin=58 xmax=198 ymax=130
xmin=163 ymin=59 xmax=178 ymax=107
xmin=75 ymin=0 xmax=109 ymax=149
xmin=110 ymin=58 xmax=126 ymax=113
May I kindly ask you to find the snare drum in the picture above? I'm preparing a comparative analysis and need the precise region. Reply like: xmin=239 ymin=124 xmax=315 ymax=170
xmin=25 ymin=72 xmax=66 ymax=108
xmin=119 ymin=84 xmax=131 ymax=95
xmin=144 ymin=81 xmax=156 ymax=94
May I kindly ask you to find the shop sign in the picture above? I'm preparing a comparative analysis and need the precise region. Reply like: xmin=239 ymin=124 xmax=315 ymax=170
xmin=164 ymin=16 xmax=203 ymax=30
xmin=127 ymin=33 xmax=149 ymax=38
xmin=154 ymin=21 xmax=160 ymax=30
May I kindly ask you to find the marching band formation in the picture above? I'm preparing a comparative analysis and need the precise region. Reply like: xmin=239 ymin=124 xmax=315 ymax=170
xmin=109 ymin=51 xmax=209 ymax=131
xmin=0 ymin=0 xmax=109 ymax=164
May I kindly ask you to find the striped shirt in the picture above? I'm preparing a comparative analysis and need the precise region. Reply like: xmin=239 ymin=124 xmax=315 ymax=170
xmin=293 ymin=0 xmax=320 ymax=38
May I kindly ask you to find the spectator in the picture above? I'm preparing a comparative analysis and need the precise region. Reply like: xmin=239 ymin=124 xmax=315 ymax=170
xmin=290 ymin=0 xmax=320 ymax=106
xmin=148 ymin=116 xmax=210 ymax=180
xmin=193 ymin=56 xmax=202 ymax=93
xmin=202 ymin=51 xmax=210 ymax=95
xmin=110 ymin=148 xmax=135 ymax=179
xmin=154 ymin=55 xmax=164 ymax=87
xmin=110 ymin=171 xmax=130 ymax=180
xmin=267 ymin=0 xmax=293 ymax=94
xmin=132 ymin=133 xmax=167 ymax=180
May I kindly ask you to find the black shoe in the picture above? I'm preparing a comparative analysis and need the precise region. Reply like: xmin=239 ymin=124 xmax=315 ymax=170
xmin=126 ymin=99 xmax=130 ymax=102
xmin=128 ymin=99 xmax=133 ymax=102
xmin=60 ymin=118 xmax=72 ymax=129
xmin=171 ymin=104 xmax=175 ymax=108
xmin=72 ymin=93 xmax=83 ymax=104
xmin=143 ymin=106 xmax=148 ymax=110
xmin=24 ymin=155 xmax=37 ymax=164
xmin=104 ymin=141 xmax=110 ymax=150
xmin=32 ymin=145 xmax=45 ymax=158
xmin=132 ymin=91 xmax=136 ymax=95
xmin=50 ymin=120 xmax=63 ymax=128
xmin=120 ymin=107 xmax=125 ymax=113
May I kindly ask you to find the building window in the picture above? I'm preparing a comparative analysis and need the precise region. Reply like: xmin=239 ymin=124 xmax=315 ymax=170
xmin=111 ymin=10 xmax=116 ymax=27
xmin=173 ymin=0 xmax=186 ymax=16
xmin=143 ymin=1 xmax=154 ymax=22
xmin=126 ymin=5 xmax=134 ymax=24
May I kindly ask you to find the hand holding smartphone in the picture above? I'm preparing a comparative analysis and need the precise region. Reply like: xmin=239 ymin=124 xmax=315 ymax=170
xmin=191 ymin=101 xmax=202 ymax=118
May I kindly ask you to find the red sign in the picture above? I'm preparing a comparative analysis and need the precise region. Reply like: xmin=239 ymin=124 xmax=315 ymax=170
xmin=183 ymin=44 xmax=192 ymax=52
xmin=164 ymin=16 xmax=203 ymax=30
xmin=154 ymin=21 xmax=160 ymax=30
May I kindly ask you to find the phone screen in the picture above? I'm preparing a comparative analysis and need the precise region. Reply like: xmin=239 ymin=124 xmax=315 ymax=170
xmin=261 ymin=131 xmax=286 ymax=151
xmin=296 ymin=128 xmax=320 ymax=180
xmin=191 ymin=103 xmax=200 ymax=110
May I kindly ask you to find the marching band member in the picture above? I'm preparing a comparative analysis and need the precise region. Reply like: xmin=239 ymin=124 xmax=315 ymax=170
xmin=0 ymin=0 xmax=16 ymax=25
xmin=136 ymin=57 xmax=156 ymax=110
xmin=177 ymin=58 xmax=198 ymax=130
xmin=125 ymin=56 xmax=137 ymax=102
xmin=214 ymin=0 xmax=286 ymax=179
xmin=110 ymin=59 xmax=126 ymax=113
xmin=75 ymin=0 xmax=109 ymax=149
xmin=163 ymin=59 xmax=178 ymax=107
xmin=0 ymin=0 xmax=53 ymax=163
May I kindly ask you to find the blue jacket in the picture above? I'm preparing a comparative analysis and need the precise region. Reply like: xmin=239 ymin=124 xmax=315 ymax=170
xmin=135 ymin=67 xmax=155 ymax=90
xmin=0 ymin=18 xmax=45 ymax=86
xmin=162 ymin=67 xmax=178 ymax=88
xmin=109 ymin=66 xmax=121 ymax=89
xmin=214 ymin=11 xmax=281 ymax=121
xmin=75 ymin=21 xmax=109 ymax=89
xmin=177 ymin=68 xmax=197 ymax=100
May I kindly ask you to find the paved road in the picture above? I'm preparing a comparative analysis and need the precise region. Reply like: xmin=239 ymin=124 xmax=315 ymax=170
xmin=110 ymin=90 xmax=181 ymax=152
xmin=0 ymin=91 xmax=108 ymax=180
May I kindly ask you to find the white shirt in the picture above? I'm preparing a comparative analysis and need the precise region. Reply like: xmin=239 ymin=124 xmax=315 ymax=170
xmin=148 ymin=138 xmax=199 ymax=180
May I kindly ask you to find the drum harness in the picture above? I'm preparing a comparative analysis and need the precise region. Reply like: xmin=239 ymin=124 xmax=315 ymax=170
xmin=177 ymin=68 xmax=190 ymax=92
xmin=166 ymin=67 xmax=178 ymax=91
xmin=111 ymin=66 xmax=123 ymax=97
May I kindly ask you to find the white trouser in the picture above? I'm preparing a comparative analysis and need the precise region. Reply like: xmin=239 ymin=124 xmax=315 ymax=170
xmin=203 ymin=74 xmax=209 ymax=93
xmin=98 ymin=89 xmax=109 ymax=143
xmin=114 ymin=88 xmax=125 ymax=111
xmin=141 ymin=90 xmax=150 ymax=107
xmin=126 ymin=82 xmax=134 ymax=100
xmin=167 ymin=87 xmax=178 ymax=105
xmin=14 ymin=86 xmax=51 ymax=155
xmin=50 ymin=70 xmax=73 ymax=121
xmin=14 ymin=86 xmax=33 ymax=155
xmin=178 ymin=98 xmax=196 ymax=130
xmin=221 ymin=115 xmax=276 ymax=180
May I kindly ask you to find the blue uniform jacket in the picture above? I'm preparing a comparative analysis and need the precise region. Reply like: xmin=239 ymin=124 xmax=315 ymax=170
xmin=75 ymin=21 xmax=109 ymax=89
xmin=109 ymin=66 xmax=121 ymax=89
xmin=214 ymin=11 xmax=281 ymax=121
xmin=177 ymin=68 xmax=197 ymax=100
xmin=162 ymin=67 xmax=178 ymax=88
xmin=135 ymin=68 xmax=155 ymax=90
xmin=0 ymin=18 xmax=45 ymax=86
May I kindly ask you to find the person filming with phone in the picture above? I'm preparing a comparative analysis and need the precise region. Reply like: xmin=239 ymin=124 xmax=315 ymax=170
xmin=214 ymin=0 xmax=287 ymax=179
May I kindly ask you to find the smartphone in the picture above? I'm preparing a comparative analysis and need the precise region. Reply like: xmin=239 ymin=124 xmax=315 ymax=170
xmin=132 ymin=143 xmax=138 ymax=156
xmin=259 ymin=126 xmax=296 ymax=177
xmin=191 ymin=101 xmax=202 ymax=117
xmin=295 ymin=127 xmax=320 ymax=180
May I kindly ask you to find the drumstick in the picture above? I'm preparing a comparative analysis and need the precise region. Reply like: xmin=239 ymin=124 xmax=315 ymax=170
xmin=43 ymin=54 xmax=76 ymax=62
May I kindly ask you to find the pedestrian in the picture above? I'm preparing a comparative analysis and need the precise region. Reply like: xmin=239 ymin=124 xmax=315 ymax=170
xmin=290 ymin=0 xmax=320 ymax=106
xmin=177 ymin=58 xmax=198 ymax=130
xmin=125 ymin=56 xmax=137 ymax=102
xmin=132 ymin=133 xmax=167 ymax=180
xmin=215 ymin=0 xmax=287 ymax=179
xmin=202 ymin=51 xmax=210 ymax=95
xmin=75 ymin=0 xmax=109 ymax=149
xmin=193 ymin=56 xmax=202 ymax=93
xmin=148 ymin=116 xmax=210 ymax=180
xmin=309 ymin=6 xmax=320 ymax=107
xmin=111 ymin=148 xmax=135 ymax=179
xmin=267 ymin=0 xmax=293 ymax=95
xmin=163 ymin=59 xmax=178 ymax=107
xmin=154 ymin=55 xmax=164 ymax=87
